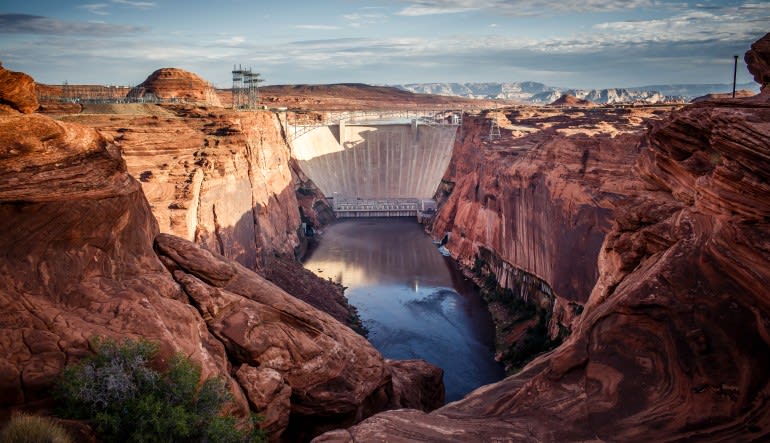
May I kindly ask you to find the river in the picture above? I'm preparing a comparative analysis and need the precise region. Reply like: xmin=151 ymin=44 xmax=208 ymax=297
xmin=303 ymin=218 xmax=505 ymax=402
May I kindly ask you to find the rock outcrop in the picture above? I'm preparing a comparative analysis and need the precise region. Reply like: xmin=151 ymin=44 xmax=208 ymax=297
xmin=315 ymin=40 xmax=770 ymax=443
xmin=0 ymin=112 xmax=247 ymax=420
xmin=128 ymin=68 xmax=222 ymax=106
xmin=549 ymin=93 xmax=594 ymax=107
xmin=154 ymin=233 xmax=423 ymax=440
xmin=0 ymin=62 xmax=38 ymax=114
xmin=745 ymin=32 xmax=770 ymax=94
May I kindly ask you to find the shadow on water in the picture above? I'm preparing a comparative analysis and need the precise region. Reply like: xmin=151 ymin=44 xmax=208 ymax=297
xmin=303 ymin=218 xmax=504 ymax=402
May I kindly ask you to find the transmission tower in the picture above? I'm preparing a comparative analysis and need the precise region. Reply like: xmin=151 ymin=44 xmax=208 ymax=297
xmin=231 ymin=64 xmax=263 ymax=109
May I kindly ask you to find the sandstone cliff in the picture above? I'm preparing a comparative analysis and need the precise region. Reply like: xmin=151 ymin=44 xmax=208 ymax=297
xmin=431 ymin=107 xmax=666 ymax=369
xmin=128 ymin=68 xmax=222 ymax=106
xmin=61 ymin=104 xmax=364 ymax=330
xmin=315 ymin=41 xmax=770 ymax=442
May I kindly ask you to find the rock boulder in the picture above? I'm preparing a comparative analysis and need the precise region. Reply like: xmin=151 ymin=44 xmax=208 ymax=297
xmin=0 ymin=62 xmax=39 ymax=114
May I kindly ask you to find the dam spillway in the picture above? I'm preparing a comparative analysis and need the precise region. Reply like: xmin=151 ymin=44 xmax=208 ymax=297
xmin=290 ymin=117 xmax=458 ymax=217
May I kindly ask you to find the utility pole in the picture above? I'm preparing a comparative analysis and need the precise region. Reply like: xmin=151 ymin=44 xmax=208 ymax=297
xmin=732 ymin=55 xmax=738 ymax=99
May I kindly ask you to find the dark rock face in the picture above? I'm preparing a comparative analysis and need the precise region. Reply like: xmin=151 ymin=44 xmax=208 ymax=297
xmin=745 ymin=32 xmax=770 ymax=94
xmin=0 ymin=62 xmax=38 ymax=114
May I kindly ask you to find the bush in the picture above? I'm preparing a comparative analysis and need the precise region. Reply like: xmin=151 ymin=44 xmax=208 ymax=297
xmin=0 ymin=413 xmax=74 ymax=443
xmin=54 ymin=337 xmax=264 ymax=443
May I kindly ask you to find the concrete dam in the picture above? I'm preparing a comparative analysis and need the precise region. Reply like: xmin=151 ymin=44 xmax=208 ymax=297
xmin=289 ymin=114 xmax=458 ymax=217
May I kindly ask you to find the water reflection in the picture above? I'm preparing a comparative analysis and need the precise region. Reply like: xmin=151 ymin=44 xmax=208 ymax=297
xmin=303 ymin=218 xmax=504 ymax=402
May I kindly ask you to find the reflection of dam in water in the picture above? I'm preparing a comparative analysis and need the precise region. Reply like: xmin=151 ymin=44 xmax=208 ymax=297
xmin=303 ymin=219 xmax=504 ymax=401
xmin=289 ymin=113 xmax=458 ymax=217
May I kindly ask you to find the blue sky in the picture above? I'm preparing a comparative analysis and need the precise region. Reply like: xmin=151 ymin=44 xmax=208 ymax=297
xmin=0 ymin=0 xmax=767 ymax=89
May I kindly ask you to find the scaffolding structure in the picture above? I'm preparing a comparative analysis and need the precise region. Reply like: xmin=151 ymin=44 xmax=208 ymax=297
xmin=231 ymin=64 xmax=263 ymax=109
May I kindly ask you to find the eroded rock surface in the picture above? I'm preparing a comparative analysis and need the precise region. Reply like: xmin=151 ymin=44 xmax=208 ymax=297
xmin=0 ymin=113 xmax=247 ymax=420
xmin=745 ymin=32 xmax=770 ymax=94
xmin=128 ymin=67 xmax=222 ymax=106
xmin=432 ymin=106 xmax=667 ymax=362
xmin=155 ymin=233 xmax=443 ymax=440
xmin=0 ymin=62 xmax=38 ymax=114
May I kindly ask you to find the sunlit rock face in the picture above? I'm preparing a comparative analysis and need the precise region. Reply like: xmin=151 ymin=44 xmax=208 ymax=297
xmin=128 ymin=67 xmax=222 ymax=106
xmin=314 ymin=37 xmax=770 ymax=442
xmin=66 ymin=106 xmax=300 ymax=271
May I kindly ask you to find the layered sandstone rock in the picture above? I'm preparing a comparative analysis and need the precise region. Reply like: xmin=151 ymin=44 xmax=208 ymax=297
xmin=154 ymin=234 xmax=394 ymax=440
xmin=128 ymin=68 xmax=222 ymax=106
xmin=315 ymin=43 xmax=770 ymax=443
xmin=0 ymin=113 xmax=248 ymax=419
xmin=0 ymin=62 xmax=38 ymax=114
xmin=432 ymin=107 xmax=663 ymax=337
xmin=745 ymin=32 xmax=770 ymax=94
xmin=64 ymin=106 xmax=299 ymax=271
xmin=63 ymin=105 xmax=369 ymax=332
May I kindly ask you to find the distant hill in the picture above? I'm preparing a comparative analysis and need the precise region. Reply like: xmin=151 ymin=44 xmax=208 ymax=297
xmin=549 ymin=94 xmax=594 ymax=107
xmin=691 ymin=89 xmax=756 ymax=102
xmin=392 ymin=81 xmax=761 ymax=104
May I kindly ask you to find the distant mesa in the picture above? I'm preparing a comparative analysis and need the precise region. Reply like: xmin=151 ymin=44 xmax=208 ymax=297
xmin=745 ymin=32 xmax=770 ymax=94
xmin=128 ymin=68 xmax=221 ymax=106
xmin=0 ymin=61 xmax=39 ymax=114
xmin=549 ymin=93 xmax=594 ymax=107
xmin=692 ymin=89 xmax=756 ymax=102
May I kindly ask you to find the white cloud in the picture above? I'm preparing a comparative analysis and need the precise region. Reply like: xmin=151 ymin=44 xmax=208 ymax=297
xmin=79 ymin=3 xmax=110 ymax=16
xmin=214 ymin=36 xmax=246 ymax=46
xmin=293 ymin=24 xmax=341 ymax=30
xmin=111 ymin=0 xmax=156 ymax=8
xmin=396 ymin=0 xmax=657 ymax=16
xmin=342 ymin=11 xmax=388 ymax=28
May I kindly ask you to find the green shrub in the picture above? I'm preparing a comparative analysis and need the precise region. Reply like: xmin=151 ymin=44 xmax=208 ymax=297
xmin=54 ymin=337 xmax=264 ymax=443
xmin=0 ymin=413 xmax=74 ymax=443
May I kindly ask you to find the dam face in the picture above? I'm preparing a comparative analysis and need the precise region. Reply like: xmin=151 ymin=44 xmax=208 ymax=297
xmin=290 ymin=120 xmax=457 ymax=217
